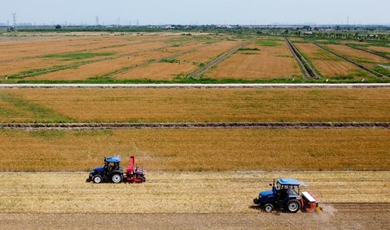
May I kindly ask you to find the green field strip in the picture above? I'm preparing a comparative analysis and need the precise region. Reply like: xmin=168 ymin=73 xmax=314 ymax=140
xmin=0 ymin=93 xmax=74 ymax=123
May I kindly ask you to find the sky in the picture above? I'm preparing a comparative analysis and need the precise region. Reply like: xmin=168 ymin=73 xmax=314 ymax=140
xmin=1 ymin=0 xmax=389 ymax=26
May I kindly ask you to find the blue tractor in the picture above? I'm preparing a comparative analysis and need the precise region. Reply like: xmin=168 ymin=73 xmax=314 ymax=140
xmin=86 ymin=156 xmax=124 ymax=184
xmin=253 ymin=178 xmax=320 ymax=213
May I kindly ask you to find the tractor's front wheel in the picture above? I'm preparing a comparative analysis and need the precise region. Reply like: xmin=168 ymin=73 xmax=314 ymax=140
xmin=93 ymin=175 xmax=102 ymax=184
xmin=263 ymin=203 xmax=274 ymax=213
xmin=111 ymin=174 xmax=123 ymax=183
xmin=287 ymin=199 xmax=301 ymax=213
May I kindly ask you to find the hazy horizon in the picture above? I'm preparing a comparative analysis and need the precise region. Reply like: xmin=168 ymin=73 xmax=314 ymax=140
xmin=1 ymin=0 xmax=389 ymax=26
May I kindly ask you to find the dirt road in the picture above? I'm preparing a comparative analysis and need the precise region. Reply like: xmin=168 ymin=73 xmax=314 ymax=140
xmin=1 ymin=208 xmax=389 ymax=230
xmin=0 ymin=83 xmax=390 ymax=88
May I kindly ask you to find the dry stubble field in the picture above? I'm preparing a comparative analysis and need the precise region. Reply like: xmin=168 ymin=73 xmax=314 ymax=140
xmin=0 ymin=171 xmax=389 ymax=229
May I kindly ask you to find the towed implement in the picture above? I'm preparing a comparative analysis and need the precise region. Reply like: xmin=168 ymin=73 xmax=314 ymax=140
xmin=253 ymin=178 xmax=322 ymax=213
xmin=86 ymin=156 xmax=146 ymax=184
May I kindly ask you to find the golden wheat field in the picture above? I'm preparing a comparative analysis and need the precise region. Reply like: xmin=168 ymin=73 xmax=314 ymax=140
xmin=1 ymin=33 xmax=390 ymax=83
xmin=325 ymin=44 xmax=390 ymax=69
xmin=0 ymin=129 xmax=389 ymax=172
xmin=0 ymin=88 xmax=389 ymax=123
xmin=1 ymin=33 xmax=253 ymax=82
xmin=113 ymin=40 xmax=243 ymax=80
xmin=294 ymin=43 xmax=370 ymax=79
xmin=29 ymin=38 xmax=220 ymax=81
xmin=206 ymin=38 xmax=301 ymax=80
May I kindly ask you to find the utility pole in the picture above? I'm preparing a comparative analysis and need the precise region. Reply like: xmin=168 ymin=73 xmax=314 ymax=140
xmin=12 ymin=13 xmax=17 ymax=31
xmin=96 ymin=16 xmax=99 ymax=26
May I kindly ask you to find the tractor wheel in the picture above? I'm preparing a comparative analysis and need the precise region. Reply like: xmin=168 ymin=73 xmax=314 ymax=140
xmin=111 ymin=174 xmax=123 ymax=183
xmin=93 ymin=175 xmax=102 ymax=184
xmin=263 ymin=203 xmax=274 ymax=213
xmin=286 ymin=199 xmax=301 ymax=213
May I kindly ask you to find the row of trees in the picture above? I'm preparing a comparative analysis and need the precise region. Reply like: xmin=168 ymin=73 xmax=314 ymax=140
xmin=5 ymin=24 xmax=390 ymax=41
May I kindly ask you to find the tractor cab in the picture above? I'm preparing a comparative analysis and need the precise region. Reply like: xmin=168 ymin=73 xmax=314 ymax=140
xmin=254 ymin=178 xmax=308 ymax=213
xmin=86 ymin=156 xmax=124 ymax=184
xmin=104 ymin=156 xmax=122 ymax=172
xmin=274 ymin=178 xmax=306 ymax=202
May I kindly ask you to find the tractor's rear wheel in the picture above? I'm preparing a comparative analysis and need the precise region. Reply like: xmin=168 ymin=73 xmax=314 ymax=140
xmin=263 ymin=203 xmax=274 ymax=213
xmin=111 ymin=174 xmax=123 ymax=183
xmin=287 ymin=199 xmax=301 ymax=213
xmin=93 ymin=175 xmax=102 ymax=184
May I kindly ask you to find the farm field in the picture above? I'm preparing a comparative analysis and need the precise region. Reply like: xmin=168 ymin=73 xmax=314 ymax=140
xmin=365 ymin=45 xmax=390 ymax=57
xmin=343 ymin=41 xmax=390 ymax=58
xmin=0 ymin=128 xmax=389 ymax=172
xmin=1 ymin=32 xmax=390 ymax=229
xmin=0 ymin=33 xmax=248 ymax=82
xmin=1 ymin=33 xmax=390 ymax=83
xmin=0 ymin=171 xmax=389 ymax=229
xmin=205 ymin=38 xmax=301 ymax=80
xmin=28 ymin=42 xmax=206 ymax=81
xmin=0 ymin=36 xmax=169 ymax=79
xmin=0 ymin=88 xmax=389 ymax=123
xmin=324 ymin=44 xmax=390 ymax=76
xmin=294 ymin=42 xmax=374 ymax=80
xmin=113 ymin=40 xmax=243 ymax=80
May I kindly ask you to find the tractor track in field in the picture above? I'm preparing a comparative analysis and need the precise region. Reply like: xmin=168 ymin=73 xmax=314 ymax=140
xmin=1 ymin=122 xmax=389 ymax=130
xmin=325 ymin=202 xmax=390 ymax=212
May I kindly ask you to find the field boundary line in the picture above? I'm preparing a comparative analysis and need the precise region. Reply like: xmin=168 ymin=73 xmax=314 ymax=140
xmin=314 ymin=43 xmax=388 ymax=79
xmin=186 ymin=38 xmax=256 ymax=79
xmin=285 ymin=38 xmax=320 ymax=79
xmin=1 ymin=122 xmax=389 ymax=130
